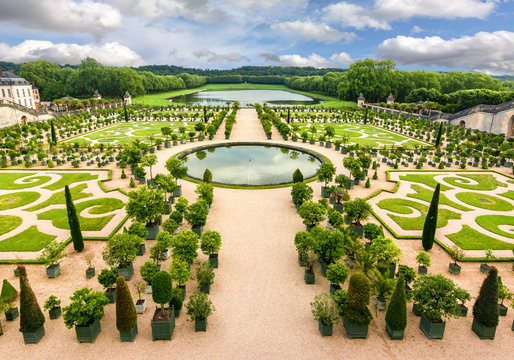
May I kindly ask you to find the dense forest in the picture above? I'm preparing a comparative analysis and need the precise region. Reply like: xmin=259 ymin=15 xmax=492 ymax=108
xmin=2 ymin=58 xmax=513 ymax=112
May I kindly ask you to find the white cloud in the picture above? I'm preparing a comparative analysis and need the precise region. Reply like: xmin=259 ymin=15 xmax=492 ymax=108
xmin=260 ymin=52 xmax=334 ymax=68
xmin=271 ymin=20 xmax=356 ymax=43
xmin=0 ymin=40 xmax=146 ymax=67
xmin=0 ymin=0 xmax=122 ymax=34
xmin=377 ymin=31 xmax=514 ymax=75
xmin=107 ymin=0 xmax=229 ymax=23
xmin=221 ymin=0 xmax=307 ymax=9
xmin=412 ymin=25 xmax=424 ymax=33
xmin=193 ymin=48 xmax=249 ymax=63
xmin=330 ymin=52 xmax=354 ymax=65
xmin=324 ymin=0 xmax=497 ymax=30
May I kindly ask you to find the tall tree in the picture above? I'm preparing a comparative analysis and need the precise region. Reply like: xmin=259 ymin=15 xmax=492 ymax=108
xmin=422 ymin=184 xmax=440 ymax=251
xmin=434 ymin=122 xmax=443 ymax=148
xmin=50 ymin=120 xmax=57 ymax=144
xmin=385 ymin=273 xmax=407 ymax=333
xmin=116 ymin=276 xmax=137 ymax=333
xmin=18 ymin=265 xmax=45 ymax=335
xmin=473 ymin=267 xmax=499 ymax=327
xmin=65 ymin=185 xmax=84 ymax=252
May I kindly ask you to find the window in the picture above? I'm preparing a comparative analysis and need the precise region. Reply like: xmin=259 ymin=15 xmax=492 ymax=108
xmin=30 ymin=99 xmax=33 ymax=107
xmin=17 ymin=89 xmax=20 ymax=97
xmin=22 ymin=88 xmax=25 ymax=97
xmin=1 ymin=89 xmax=4 ymax=97
xmin=7 ymin=89 xmax=11 ymax=97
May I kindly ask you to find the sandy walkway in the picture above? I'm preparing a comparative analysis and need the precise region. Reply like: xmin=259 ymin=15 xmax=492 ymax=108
xmin=0 ymin=109 xmax=512 ymax=360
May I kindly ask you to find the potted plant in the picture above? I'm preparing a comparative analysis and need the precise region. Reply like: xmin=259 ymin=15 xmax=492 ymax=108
xmin=456 ymin=287 xmax=472 ymax=317
xmin=195 ymin=182 xmax=214 ymax=208
xmin=343 ymin=272 xmax=373 ymax=339
xmin=416 ymin=251 xmax=431 ymax=275
xmin=472 ymin=267 xmax=500 ymax=339
xmin=0 ymin=279 xmax=18 ymax=321
xmin=151 ymin=271 xmax=175 ymax=341
xmin=125 ymin=186 xmax=164 ymax=239
xmin=150 ymin=242 xmax=168 ymax=265
xmin=174 ymin=196 xmax=189 ymax=217
xmin=480 ymin=249 xmax=495 ymax=273
xmin=312 ymin=226 xmax=345 ymax=275
xmin=326 ymin=262 xmax=350 ymax=294
xmin=127 ymin=222 xmax=148 ymax=256
xmin=102 ymin=233 xmax=142 ymax=281
xmin=171 ymin=229 xmax=199 ymax=264
xmin=185 ymin=290 xmax=215 ymax=332
xmin=134 ymin=282 xmax=147 ymax=314
xmin=155 ymin=230 xmax=173 ymax=260
xmin=497 ymin=276 xmax=512 ymax=316
xmin=372 ymin=271 xmax=395 ymax=311
xmin=304 ymin=251 xmax=316 ymax=284
xmin=116 ymin=276 xmax=138 ymax=342
xmin=316 ymin=163 xmax=336 ymax=198
xmin=165 ymin=158 xmax=188 ymax=197
xmin=385 ymin=274 xmax=407 ymax=340
xmin=195 ymin=260 xmax=215 ymax=294
xmin=169 ymin=258 xmax=191 ymax=299
xmin=327 ymin=209 xmax=344 ymax=229
xmin=140 ymin=261 xmax=161 ymax=294
xmin=201 ymin=230 xmax=222 ymax=268
xmin=85 ymin=253 xmax=95 ymax=278
xmin=290 ymin=182 xmax=313 ymax=210
xmin=37 ymin=239 xmax=67 ymax=278
xmin=310 ymin=292 xmax=341 ymax=336
xmin=62 ymin=287 xmax=109 ymax=343
xmin=185 ymin=201 xmax=208 ymax=236
xmin=448 ymin=245 xmax=464 ymax=275
xmin=170 ymin=287 xmax=184 ymax=318
xmin=412 ymin=274 xmax=469 ymax=339
xmin=44 ymin=295 xmax=62 ymax=319
xmin=330 ymin=187 xmax=346 ymax=213
xmin=298 ymin=201 xmax=326 ymax=232
xmin=294 ymin=231 xmax=314 ymax=266
xmin=18 ymin=265 xmax=46 ymax=344
xmin=368 ymin=236 xmax=402 ymax=278
xmin=98 ymin=268 xmax=118 ymax=303
xmin=343 ymin=198 xmax=371 ymax=238
xmin=397 ymin=264 xmax=416 ymax=298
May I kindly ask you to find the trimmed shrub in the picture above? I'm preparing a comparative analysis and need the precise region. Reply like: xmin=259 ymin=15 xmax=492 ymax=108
xmin=0 ymin=279 xmax=18 ymax=303
xmin=140 ymin=261 xmax=160 ymax=285
xmin=200 ymin=230 xmax=222 ymax=255
xmin=385 ymin=274 xmax=407 ymax=331
xmin=152 ymin=271 xmax=172 ymax=309
xmin=203 ymin=169 xmax=212 ymax=183
xmin=65 ymin=185 xmax=84 ymax=252
xmin=169 ymin=287 xmax=183 ymax=312
xmin=98 ymin=268 xmax=118 ymax=290
xmin=18 ymin=265 xmax=45 ymax=333
xmin=129 ymin=177 xmax=135 ymax=188
xmin=473 ymin=267 xmax=499 ymax=327
xmin=363 ymin=223 xmax=384 ymax=242
xmin=326 ymin=262 xmax=350 ymax=286
xmin=292 ymin=169 xmax=304 ymax=183
xmin=171 ymin=229 xmax=199 ymax=263
xmin=345 ymin=272 xmax=373 ymax=325
xmin=115 ymin=276 xmax=137 ymax=332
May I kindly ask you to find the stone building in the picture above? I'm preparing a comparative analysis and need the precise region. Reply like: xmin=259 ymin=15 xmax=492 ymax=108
xmin=123 ymin=91 xmax=131 ymax=105
xmin=0 ymin=70 xmax=40 ymax=110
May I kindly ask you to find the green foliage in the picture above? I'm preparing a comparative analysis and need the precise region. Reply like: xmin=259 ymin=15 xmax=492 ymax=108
xmin=363 ymin=223 xmax=384 ymax=241
xmin=372 ymin=271 xmax=395 ymax=303
xmin=171 ymin=229 xmax=199 ymax=263
xmin=36 ymin=239 xmax=67 ymax=266
xmin=121 ymin=168 xmax=126 ymax=179
xmin=294 ymin=231 xmax=314 ymax=255
xmin=473 ymin=267 xmax=499 ymax=327
xmin=165 ymin=158 xmax=188 ymax=182
xmin=127 ymin=222 xmax=148 ymax=240
xmin=126 ymin=186 xmax=164 ymax=225
xmin=396 ymin=265 xmax=416 ymax=286
xmin=326 ymin=262 xmax=350 ymax=285
xmin=328 ymin=210 xmax=344 ymax=228
xmin=416 ymin=251 xmax=431 ymax=267
xmin=184 ymin=201 xmax=208 ymax=227
xmin=140 ymin=261 xmax=160 ymax=285
xmin=43 ymin=295 xmax=61 ymax=311
xmin=169 ymin=258 xmax=190 ymax=286
xmin=203 ymin=169 xmax=213 ymax=183
xmin=345 ymin=272 xmax=373 ymax=325
xmin=344 ymin=198 xmax=371 ymax=224
xmin=169 ymin=287 xmax=183 ymax=311
xmin=200 ymin=230 xmax=222 ymax=256
xmin=413 ymin=274 xmax=468 ymax=322
xmin=195 ymin=182 xmax=214 ymax=206
xmin=316 ymin=162 xmax=336 ymax=187
xmin=368 ymin=236 xmax=402 ymax=265
xmin=162 ymin=217 xmax=179 ymax=234
xmin=129 ymin=177 xmax=135 ymax=188
xmin=298 ymin=201 xmax=326 ymax=228
xmin=102 ymin=233 xmax=141 ymax=268
xmin=313 ymin=227 xmax=346 ymax=264
xmin=18 ymin=265 xmax=45 ymax=332
xmin=195 ymin=260 xmax=215 ymax=287
xmin=292 ymin=169 xmax=304 ymax=183
xmin=185 ymin=290 xmax=215 ymax=321
xmin=149 ymin=242 xmax=167 ymax=264
xmin=365 ymin=177 xmax=371 ymax=188
xmin=153 ymin=173 xmax=177 ymax=196
xmin=498 ymin=276 xmax=513 ymax=305
xmin=0 ymin=279 xmax=18 ymax=304
xmin=331 ymin=289 xmax=348 ymax=316
xmin=174 ymin=196 xmax=189 ymax=214
xmin=422 ymin=184 xmax=440 ymax=251
xmin=97 ymin=268 xmax=119 ymax=289
xmin=385 ymin=274 xmax=407 ymax=331
xmin=311 ymin=292 xmax=341 ymax=326
xmin=152 ymin=271 xmax=172 ymax=309
xmin=435 ymin=122 xmax=443 ymax=148
xmin=290 ymin=182 xmax=313 ymax=205
xmin=115 ymin=276 xmax=137 ymax=332
xmin=62 ymin=287 xmax=109 ymax=328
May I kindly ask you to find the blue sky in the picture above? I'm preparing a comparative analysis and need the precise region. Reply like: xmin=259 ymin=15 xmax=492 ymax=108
xmin=0 ymin=0 xmax=513 ymax=74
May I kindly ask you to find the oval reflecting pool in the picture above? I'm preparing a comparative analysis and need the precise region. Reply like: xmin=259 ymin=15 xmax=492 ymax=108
xmin=179 ymin=143 xmax=323 ymax=186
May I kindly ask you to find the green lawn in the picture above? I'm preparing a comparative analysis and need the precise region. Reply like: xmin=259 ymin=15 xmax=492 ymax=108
xmin=0 ymin=173 xmax=52 ymax=190
xmin=0 ymin=215 xmax=22 ymax=235
xmin=44 ymin=173 xmax=98 ymax=191
xmin=26 ymin=184 xmax=92 ymax=212
xmin=0 ymin=225 xmax=56 ymax=252
xmin=447 ymin=225 xmax=514 ymax=250
xmin=499 ymin=190 xmax=514 ymax=201
xmin=37 ymin=198 xmax=124 ymax=231
xmin=398 ymin=174 xmax=452 ymax=191
xmin=377 ymin=198 xmax=461 ymax=230
xmin=407 ymin=184 xmax=471 ymax=211
xmin=455 ymin=192 xmax=513 ymax=211
xmin=443 ymin=174 xmax=507 ymax=191
xmin=0 ymin=192 xmax=41 ymax=210
xmin=475 ymin=215 xmax=514 ymax=239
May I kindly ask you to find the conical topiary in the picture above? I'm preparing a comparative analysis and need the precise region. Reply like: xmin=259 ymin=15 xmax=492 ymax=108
xmin=18 ymin=265 xmax=45 ymax=333
xmin=0 ymin=279 xmax=17 ymax=303
xmin=203 ymin=169 xmax=212 ymax=183
xmin=385 ymin=274 xmax=407 ymax=331
xmin=115 ymin=276 xmax=137 ymax=332
xmin=65 ymin=185 xmax=84 ymax=252
xmin=293 ymin=169 xmax=304 ymax=183
xmin=473 ymin=267 xmax=499 ymax=327
xmin=422 ymin=184 xmax=439 ymax=251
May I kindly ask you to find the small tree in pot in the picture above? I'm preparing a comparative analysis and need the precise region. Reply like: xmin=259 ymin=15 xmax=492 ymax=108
xmin=195 ymin=260 xmax=215 ymax=294
xmin=385 ymin=273 xmax=407 ymax=339
xmin=327 ymin=210 xmax=344 ymax=229
xmin=151 ymin=271 xmax=174 ymax=341
xmin=195 ymin=182 xmax=214 ymax=207
xmin=294 ymin=230 xmax=314 ymax=267
xmin=1 ymin=279 xmax=18 ymax=320
xmin=140 ymin=261 xmax=160 ymax=293
xmin=102 ymin=233 xmax=142 ymax=281
xmin=299 ymin=201 xmax=326 ymax=231
xmin=134 ymin=282 xmax=146 ymax=313
xmin=416 ymin=251 xmax=431 ymax=275
xmin=498 ymin=276 xmax=512 ymax=316
xmin=98 ymin=268 xmax=119 ymax=303
xmin=368 ymin=236 xmax=402 ymax=278
xmin=171 ymin=229 xmax=199 ymax=264
xmin=396 ymin=264 xmax=417 ymax=299
xmin=326 ymin=262 xmax=350 ymax=294
xmin=127 ymin=222 xmax=148 ymax=255
xmin=480 ymin=249 xmax=495 ymax=273
xmin=447 ymin=245 xmax=464 ymax=275
xmin=185 ymin=290 xmax=215 ymax=332
xmin=200 ymin=230 xmax=222 ymax=268
xmin=18 ymin=265 xmax=46 ymax=344
xmin=316 ymin=162 xmax=336 ymax=198
xmin=312 ymin=227 xmax=346 ymax=275
xmin=371 ymin=271 xmax=395 ymax=312
xmin=37 ymin=239 xmax=67 ymax=278
xmin=170 ymin=287 xmax=184 ymax=318
xmin=344 ymin=198 xmax=371 ymax=238
xmin=44 ymin=295 xmax=62 ymax=320
xmin=116 ymin=276 xmax=138 ymax=342
xmin=169 ymin=258 xmax=191 ymax=298
xmin=472 ymin=267 xmax=499 ymax=339
xmin=311 ymin=292 xmax=341 ymax=336
xmin=290 ymin=182 xmax=313 ymax=209
xmin=185 ymin=201 xmax=208 ymax=236
xmin=343 ymin=272 xmax=373 ymax=339
xmin=125 ymin=186 xmax=164 ymax=239
xmin=165 ymin=158 xmax=188 ymax=197
xmin=363 ymin=223 xmax=384 ymax=245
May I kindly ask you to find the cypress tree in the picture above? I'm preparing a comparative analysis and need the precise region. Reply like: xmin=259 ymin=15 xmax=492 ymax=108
xmin=50 ymin=120 xmax=56 ymax=144
xmin=18 ymin=265 xmax=45 ymax=334
xmin=203 ymin=169 xmax=213 ymax=183
xmin=124 ymin=104 xmax=129 ymax=122
xmin=385 ymin=274 xmax=407 ymax=331
xmin=292 ymin=169 xmax=304 ymax=183
xmin=115 ymin=276 xmax=137 ymax=333
xmin=287 ymin=108 xmax=290 ymax=123
xmin=473 ymin=267 xmax=499 ymax=327
xmin=422 ymin=184 xmax=440 ymax=251
xmin=434 ymin=122 xmax=443 ymax=148
xmin=65 ymin=185 xmax=84 ymax=252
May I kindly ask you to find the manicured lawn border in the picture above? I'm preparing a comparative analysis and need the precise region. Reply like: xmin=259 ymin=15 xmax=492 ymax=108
xmin=171 ymin=142 xmax=332 ymax=190
xmin=365 ymin=169 xmax=514 ymax=261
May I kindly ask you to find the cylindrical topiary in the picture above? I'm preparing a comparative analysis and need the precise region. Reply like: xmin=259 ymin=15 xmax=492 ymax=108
xmin=422 ymin=184 xmax=439 ymax=251
xmin=18 ymin=265 xmax=45 ymax=333
xmin=345 ymin=272 xmax=373 ymax=325
xmin=473 ymin=267 xmax=499 ymax=327
xmin=115 ymin=276 xmax=137 ymax=332
xmin=152 ymin=271 xmax=172 ymax=309
xmin=385 ymin=274 xmax=407 ymax=331
xmin=65 ymin=185 xmax=84 ymax=252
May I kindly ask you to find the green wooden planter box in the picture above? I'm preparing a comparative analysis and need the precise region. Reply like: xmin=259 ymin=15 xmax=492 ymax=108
xmin=386 ymin=322 xmax=404 ymax=340
xmin=304 ymin=270 xmax=315 ymax=284
xmin=120 ymin=324 xmax=138 ymax=342
xmin=5 ymin=307 xmax=19 ymax=321
xmin=192 ymin=225 xmax=204 ymax=237
xmin=49 ymin=306 xmax=61 ymax=319
xmin=208 ymin=254 xmax=219 ymax=268
xmin=471 ymin=318 xmax=496 ymax=340
xmin=449 ymin=263 xmax=461 ymax=275
xmin=105 ymin=288 xmax=116 ymax=304
xmin=419 ymin=313 xmax=445 ymax=339
xmin=136 ymin=243 xmax=146 ymax=256
xmin=199 ymin=283 xmax=211 ymax=294
xmin=498 ymin=304 xmax=508 ymax=316
xmin=86 ymin=267 xmax=95 ymax=278
xmin=320 ymin=186 xmax=330 ymax=198
xmin=46 ymin=264 xmax=61 ymax=278
xmin=118 ymin=263 xmax=134 ymax=281
xmin=174 ymin=306 xmax=181 ymax=318
xmin=412 ymin=303 xmax=422 ymax=316
xmin=298 ymin=253 xmax=308 ymax=267
xmin=173 ymin=186 xmax=182 ymax=197
xmin=151 ymin=307 xmax=175 ymax=341
xmin=13 ymin=268 xmax=19 ymax=277
xmin=343 ymin=316 xmax=369 ymax=339
xmin=22 ymin=325 xmax=45 ymax=344
xmin=75 ymin=319 xmax=101 ymax=343
xmin=195 ymin=318 xmax=207 ymax=332
xmin=350 ymin=225 xmax=363 ymax=238
xmin=146 ymin=223 xmax=159 ymax=240
xmin=459 ymin=304 xmax=468 ymax=317
xmin=163 ymin=203 xmax=172 ymax=215
xmin=333 ymin=203 xmax=344 ymax=213
xmin=418 ymin=265 xmax=428 ymax=275
xmin=318 ymin=321 xmax=333 ymax=336
xmin=480 ymin=263 xmax=490 ymax=273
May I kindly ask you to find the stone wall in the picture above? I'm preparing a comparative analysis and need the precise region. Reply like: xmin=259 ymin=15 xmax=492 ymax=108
xmin=0 ymin=103 xmax=55 ymax=128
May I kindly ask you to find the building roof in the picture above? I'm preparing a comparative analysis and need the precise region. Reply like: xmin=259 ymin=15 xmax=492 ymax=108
xmin=387 ymin=92 xmax=395 ymax=100
xmin=0 ymin=70 xmax=31 ymax=87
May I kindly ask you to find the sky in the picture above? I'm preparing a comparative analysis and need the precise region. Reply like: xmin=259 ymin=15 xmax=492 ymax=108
xmin=0 ymin=0 xmax=513 ymax=74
